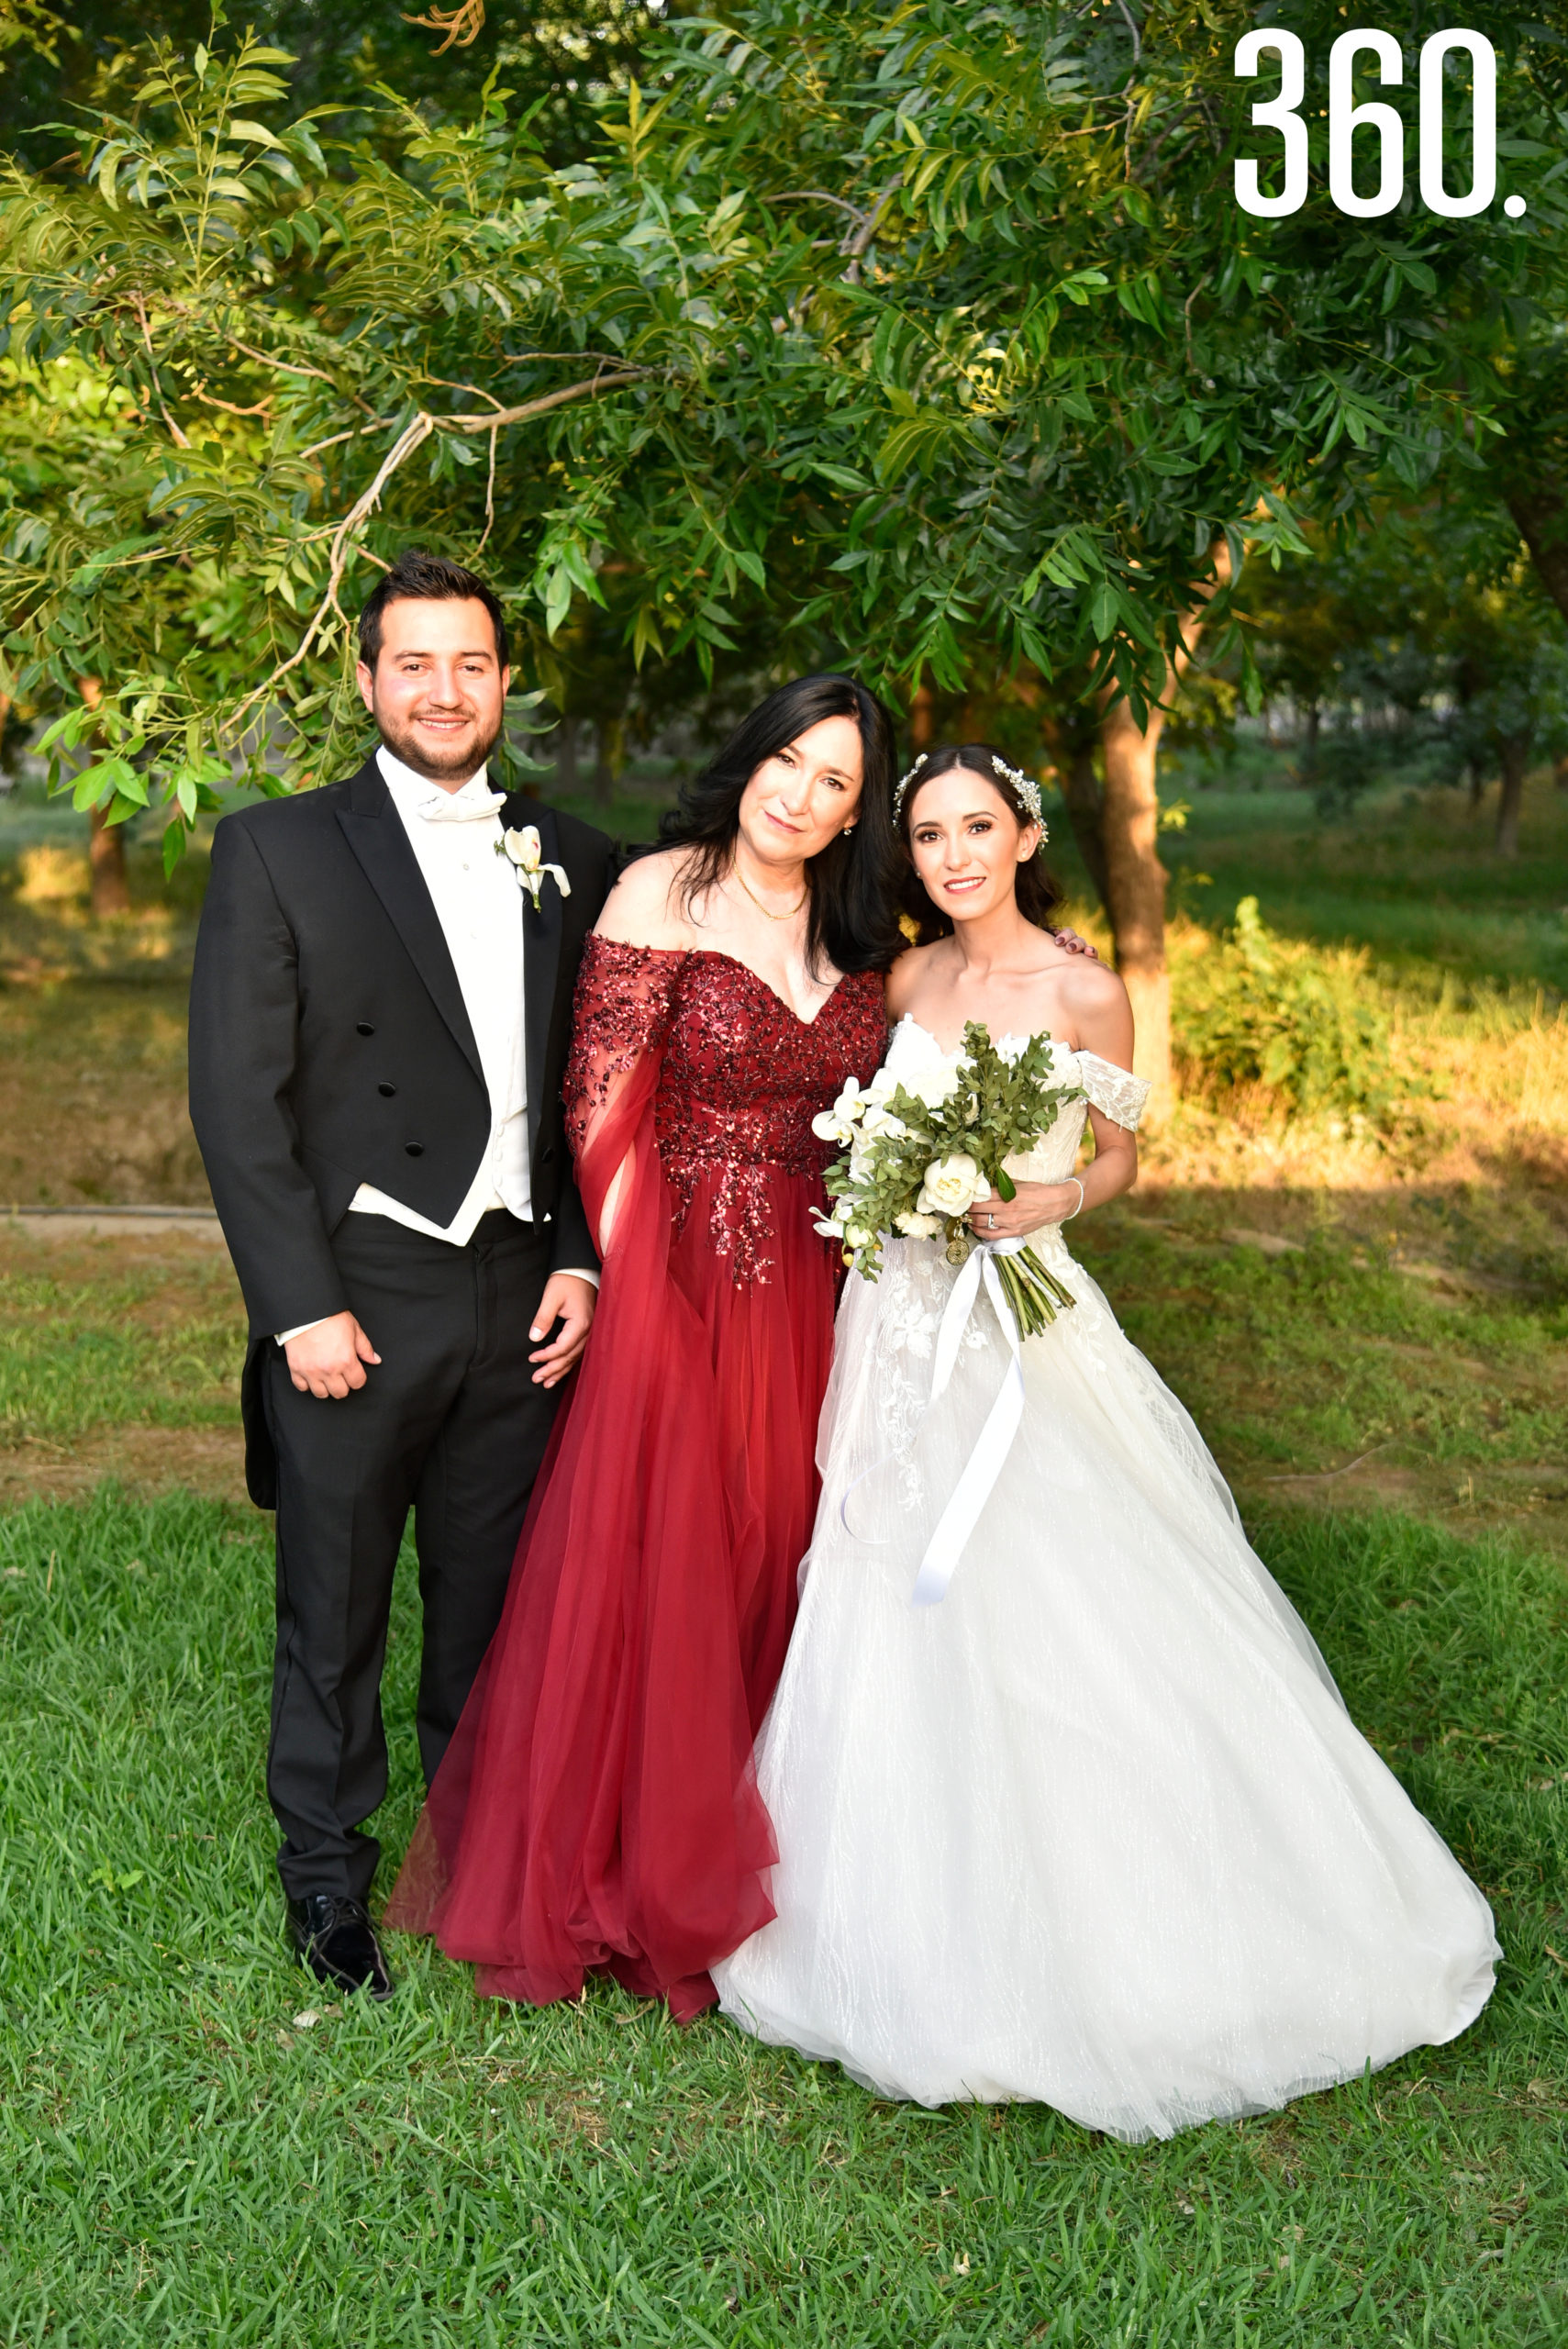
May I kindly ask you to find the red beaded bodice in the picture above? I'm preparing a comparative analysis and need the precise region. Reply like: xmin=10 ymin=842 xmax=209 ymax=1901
xmin=565 ymin=936 xmax=887 ymax=1284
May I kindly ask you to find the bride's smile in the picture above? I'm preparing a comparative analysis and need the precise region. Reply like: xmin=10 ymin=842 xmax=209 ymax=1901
xmin=908 ymin=765 xmax=1042 ymax=924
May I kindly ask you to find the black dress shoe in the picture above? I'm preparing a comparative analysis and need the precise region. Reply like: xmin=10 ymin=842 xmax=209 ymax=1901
xmin=286 ymin=1894 xmax=396 ymax=2001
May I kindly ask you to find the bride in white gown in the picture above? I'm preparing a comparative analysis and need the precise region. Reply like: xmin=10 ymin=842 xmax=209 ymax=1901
xmin=713 ymin=743 xmax=1497 ymax=2141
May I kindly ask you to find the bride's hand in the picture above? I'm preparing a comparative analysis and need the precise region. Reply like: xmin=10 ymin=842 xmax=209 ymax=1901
xmin=966 ymin=1182 xmax=1080 ymax=1241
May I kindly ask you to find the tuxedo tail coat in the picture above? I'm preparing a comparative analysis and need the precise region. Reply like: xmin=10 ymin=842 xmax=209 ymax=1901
xmin=188 ymin=756 xmax=618 ymax=1505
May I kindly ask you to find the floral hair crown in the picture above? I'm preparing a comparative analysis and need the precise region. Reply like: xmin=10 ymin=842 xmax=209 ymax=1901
xmin=893 ymin=750 xmax=1049 ymax=847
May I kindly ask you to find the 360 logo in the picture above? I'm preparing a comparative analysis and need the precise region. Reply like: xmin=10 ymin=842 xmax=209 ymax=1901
xmin=1235 ymin=29 xmax=1526 ymax=219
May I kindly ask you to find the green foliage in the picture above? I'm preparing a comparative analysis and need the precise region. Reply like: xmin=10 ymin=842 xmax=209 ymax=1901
xmin=1173 ymin=896 xmax=1408 ymax=1126
xmin=1239 ymin=504 xmax=1568 ymax=817
xmin=0 ymin=0 xmax=650 ymax=173
xmin=2 ymin=1 xmax=1564 ymax=860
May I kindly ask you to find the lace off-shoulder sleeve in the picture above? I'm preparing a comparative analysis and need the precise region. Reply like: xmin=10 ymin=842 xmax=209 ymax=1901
xmin=564 ymin=935 xmax=685 ymax=1167
xmin=1076 ymin=1051 xmax=1151 ymax=1131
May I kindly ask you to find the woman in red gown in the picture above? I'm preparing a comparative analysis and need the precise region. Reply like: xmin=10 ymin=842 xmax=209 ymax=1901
xmin=386 ymin=675 xmax=899 ymax=2017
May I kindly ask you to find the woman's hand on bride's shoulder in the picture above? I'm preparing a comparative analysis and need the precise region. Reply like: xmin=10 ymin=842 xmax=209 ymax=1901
xmin=1051 ymin=927 xmax=1099 ymax=959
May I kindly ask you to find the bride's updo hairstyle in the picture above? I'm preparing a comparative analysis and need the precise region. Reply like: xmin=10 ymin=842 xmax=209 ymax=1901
xmin=898 ymin=740 xmax=1063 ymax=944
xmin=645 ymin=673 xmax=904 ymax=975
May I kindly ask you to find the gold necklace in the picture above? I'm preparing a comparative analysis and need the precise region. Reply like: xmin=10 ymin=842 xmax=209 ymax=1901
xmin=732 ymin=863 xmax=807 ymax=922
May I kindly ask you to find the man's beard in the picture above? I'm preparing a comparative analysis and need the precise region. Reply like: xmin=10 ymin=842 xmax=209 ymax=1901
xmin=374 ymin=703 xmax=502 ymax=783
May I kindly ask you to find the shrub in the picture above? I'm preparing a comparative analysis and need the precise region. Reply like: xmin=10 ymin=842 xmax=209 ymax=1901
xmin=1172 ymin=897 xmax=1408 ymax=1125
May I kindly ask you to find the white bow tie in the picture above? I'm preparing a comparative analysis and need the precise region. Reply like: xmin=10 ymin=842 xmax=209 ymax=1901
xmin=414 ymin=785 xmax=507 ymax=825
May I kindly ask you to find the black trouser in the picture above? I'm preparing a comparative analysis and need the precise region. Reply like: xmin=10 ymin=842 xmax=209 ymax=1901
xmin=262 ymin=1209 xmax=559 ymax=1903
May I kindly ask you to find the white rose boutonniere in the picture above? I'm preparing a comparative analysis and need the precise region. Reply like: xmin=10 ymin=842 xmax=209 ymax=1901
xmin=499 ymin=826 xmax=572 ymax=912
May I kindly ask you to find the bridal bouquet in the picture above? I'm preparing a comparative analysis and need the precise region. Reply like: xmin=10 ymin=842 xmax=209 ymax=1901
xmin=812 ymin=1023 xmax=1084 ymax=1341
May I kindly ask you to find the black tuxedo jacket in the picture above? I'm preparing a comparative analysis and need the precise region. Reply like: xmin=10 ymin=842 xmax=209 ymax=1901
xmin=188 ymin=756 xmax=618 ymax=1341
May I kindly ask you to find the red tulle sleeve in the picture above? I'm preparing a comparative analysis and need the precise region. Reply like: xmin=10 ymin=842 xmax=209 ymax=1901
xmin=562 ymin=935 xmax=684 ymax=1254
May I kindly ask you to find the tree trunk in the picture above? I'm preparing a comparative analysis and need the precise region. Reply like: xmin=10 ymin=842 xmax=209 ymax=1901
xmin=592 ymin=723 xmax=615 ymax=808
xmin=1093 ymin=543 xmax=1233 ymax=1115
xmin=1507 ymin=486 xmax=1568 ymax=629
xmin=1039 ymin=706 xmax=1107 ymax=906
xmin=554 ymin=715 xmax=578 ymax=797
xmin=1099 ymin=695 xmax=1172 ymax=1114
xmin=908 ymin=683 xmax=935 ymax=753
xmin=1060 ymin=741 xmax=1110 ymax=907
xmin=1554 ymin=751 xmax=1568 ymax=793
xmin=1466 ymin=757 xmax=1485 ymax=812
xmin=1302 ymin=703 xmax=1320 ymax=786
xmin=1495 ymin=736 xmax=1529 ymax=857
xmin=89 ymin=802 xmax=131 ymax=918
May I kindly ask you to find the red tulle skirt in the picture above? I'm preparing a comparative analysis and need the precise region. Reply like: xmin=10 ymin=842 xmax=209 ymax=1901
xmin=384 ymin=1156 xmax=840 ymax=2021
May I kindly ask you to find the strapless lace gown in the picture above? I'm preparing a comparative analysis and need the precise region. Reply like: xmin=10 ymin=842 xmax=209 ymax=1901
xmin=387 ymin=941 xmax=888 ymax=2019
xmin=713 ymin=1017 xmax=1498 ymax=2135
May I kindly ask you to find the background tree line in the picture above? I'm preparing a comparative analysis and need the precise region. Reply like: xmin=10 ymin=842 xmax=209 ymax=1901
xmin=0 ymin=0 xmax=1564 ymax=1102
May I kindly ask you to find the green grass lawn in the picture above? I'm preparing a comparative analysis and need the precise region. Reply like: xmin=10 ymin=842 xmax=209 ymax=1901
xmin=1 ymin=1491 xmax=1564 ymax=2345
xmin=2 ymin=1222 xmax=1567 ymax=2344
xmin=1148 ymin=778 xmax=1568 ymax=1000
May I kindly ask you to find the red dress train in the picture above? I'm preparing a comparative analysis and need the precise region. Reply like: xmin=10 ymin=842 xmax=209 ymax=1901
xmin=384 ymin=938 xmax=887 ymax=2018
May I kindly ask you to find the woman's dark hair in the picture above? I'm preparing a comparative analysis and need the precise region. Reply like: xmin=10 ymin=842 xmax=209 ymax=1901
xmin=897 ymin=741 xmax=1062 ymax=942
xmin=647 ymin=673 xmax=904 ymax=974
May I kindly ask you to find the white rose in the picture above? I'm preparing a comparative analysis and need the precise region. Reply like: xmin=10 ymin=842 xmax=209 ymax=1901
xmin=906 ymin=1060 xmax=963 ymax=1111
xmin=916 ymin=1152 xmax=987 ymax=1218
xmin=895 ymin=1209 xmax=942 ymax=1239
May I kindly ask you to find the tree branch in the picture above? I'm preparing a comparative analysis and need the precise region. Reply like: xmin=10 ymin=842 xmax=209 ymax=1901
xmin=224 ymin=369 xmax=661 ymax=742
xmin=133 ymin=295 xmax=192 ymax=450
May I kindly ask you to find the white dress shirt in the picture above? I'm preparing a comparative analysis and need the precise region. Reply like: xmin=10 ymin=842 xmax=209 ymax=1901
xmin=277 ymin=746 xmax=595 ymax=1344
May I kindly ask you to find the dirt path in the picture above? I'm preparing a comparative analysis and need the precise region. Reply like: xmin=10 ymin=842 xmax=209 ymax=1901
xmin=0 ymin=1423 xmax=250 ymax=1507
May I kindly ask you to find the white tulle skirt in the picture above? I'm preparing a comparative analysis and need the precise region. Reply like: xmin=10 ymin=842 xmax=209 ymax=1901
xmin=713 ymin=1235 xmax=1498 ymax=2139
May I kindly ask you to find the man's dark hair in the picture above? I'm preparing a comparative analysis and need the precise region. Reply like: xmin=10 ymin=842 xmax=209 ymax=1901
xmin=358 ymin=551 xmax=510 ymax=674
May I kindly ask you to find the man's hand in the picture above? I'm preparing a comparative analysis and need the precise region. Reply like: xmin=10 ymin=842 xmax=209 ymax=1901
xmin=1053 ymin=928 xmax=1100 ymax=959
xmin=529 ymin=1275 xmax=596 ymax=1388
xmin=284 ymin=1312 xmax=382 ymax=1400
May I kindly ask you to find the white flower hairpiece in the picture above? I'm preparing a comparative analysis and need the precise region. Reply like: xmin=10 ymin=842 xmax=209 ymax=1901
xmin=893 ymin=748 xmax=1049 ymax=850
xmin=892 ymin=751 xmax=928 ymax=818
xmin=990 ymin=755 xmax=1048 ymax=841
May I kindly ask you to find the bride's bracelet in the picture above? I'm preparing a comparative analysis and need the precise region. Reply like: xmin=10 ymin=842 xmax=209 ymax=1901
xmin=1062 ymin=1177 xmax=1085 ymax=1221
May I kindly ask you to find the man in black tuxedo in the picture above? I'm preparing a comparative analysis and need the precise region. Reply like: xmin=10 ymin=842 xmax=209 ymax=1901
xmin=189 ymin=551 xmax=617 ymax=2000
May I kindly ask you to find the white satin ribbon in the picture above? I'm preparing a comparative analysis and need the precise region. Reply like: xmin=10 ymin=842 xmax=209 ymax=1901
xmin=910 ymin=1237 xmax=1028 ymax=1609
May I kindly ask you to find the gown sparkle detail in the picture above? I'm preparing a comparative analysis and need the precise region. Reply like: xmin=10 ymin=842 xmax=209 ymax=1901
xmin=385 ymin=939 xmax=888 ymax=2018
xmin=713 ymin=1017 xmax=1499 ymax=2135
